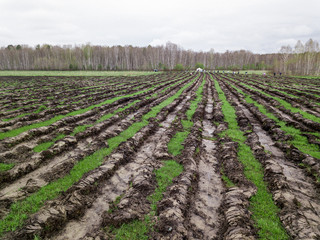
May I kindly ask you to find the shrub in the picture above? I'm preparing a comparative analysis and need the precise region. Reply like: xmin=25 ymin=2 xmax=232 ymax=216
xmin=174 ymin=64 xmax=184 ymax=71
xmin=195 ymin=62 xmax=204 ymax=69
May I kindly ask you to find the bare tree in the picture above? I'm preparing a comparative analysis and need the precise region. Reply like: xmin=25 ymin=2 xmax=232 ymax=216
xmin=279 ymin=45 xmax=292 ymax=73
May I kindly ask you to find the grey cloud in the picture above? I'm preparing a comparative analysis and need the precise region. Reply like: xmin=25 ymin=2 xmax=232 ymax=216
xmin=0 ymin=0 xmax=319 ymax=53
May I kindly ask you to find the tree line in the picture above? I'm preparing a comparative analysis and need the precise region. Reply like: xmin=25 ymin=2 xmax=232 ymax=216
xmin=0 ymin=39 xmax=319 ymax=75
xmin=274 ymin=39 xmax=320 ymax=75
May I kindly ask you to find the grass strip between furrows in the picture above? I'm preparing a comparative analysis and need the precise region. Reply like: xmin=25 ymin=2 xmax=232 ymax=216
xmin=108 ymin=160 xmax=183 ymax=240
xmin=227 ymin=81 xmax=320 ymax=159
xmin=147 ymin=76 xmax=188 ymax=99
xmin=0 ymin=76 xmax=196 ymax=236
xmin=168 ymin=75 xmax=205 ymax=156
xmin=33 ymin=100 xmax=141 ymax=153
xmin=237 ymin=81 xmax=320 ymax=124
xmin=0 ymin=71 xmax=160 ymax=77
xmin=32 ymin=75 xmax=184 ymax=153
xmin=0 ymin=80 xmax=170 ymax=140
xmin=33 ymin=134 xmax=66 ymax=153
xmin=238 ymin=77 xmax=300 ymax=99
xmin=108 ymin=75 xmax=203 ymax=239
xmin=0 ymin=163 xmax=15 ymax=172
xmin=220 ymin=165 xmax=235 ymax=188
xmin=212 ymin=76 xmax=289 ymax=240
xmin=2 ymin=105 xmax=47 ymax=122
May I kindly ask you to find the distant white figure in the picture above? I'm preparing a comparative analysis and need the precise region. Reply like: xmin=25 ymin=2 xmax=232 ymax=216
xmin=196 ymin=68 xmax=203 ymax=72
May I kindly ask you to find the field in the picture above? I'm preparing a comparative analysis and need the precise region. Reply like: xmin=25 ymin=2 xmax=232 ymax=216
xmin=0 ymin=72 xmax=319 ymax=239
xmin=0 ymin=71 xmax=159 ymax=77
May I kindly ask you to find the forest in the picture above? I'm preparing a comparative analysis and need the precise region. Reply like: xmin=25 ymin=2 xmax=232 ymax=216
xmin=0 ymin=39 xmax=319 ymax=75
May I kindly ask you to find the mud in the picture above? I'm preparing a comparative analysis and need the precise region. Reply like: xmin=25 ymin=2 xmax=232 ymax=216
xmin=222 ymin=77 xmax=320 ymax=239
xmin=4 ymin=74 xmax=199 ymax=239
xmin=1 ymin=73 xmax=320 ymax=239
xmin=187 ymin=78 xmax=225 ymax=239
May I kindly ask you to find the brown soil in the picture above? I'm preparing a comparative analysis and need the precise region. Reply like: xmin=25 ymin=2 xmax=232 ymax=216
xmin=1 ymin=72 xmax=320 ymax=240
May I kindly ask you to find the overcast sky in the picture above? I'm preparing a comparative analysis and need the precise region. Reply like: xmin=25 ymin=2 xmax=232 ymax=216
xmin=0 ymin=0 xmax=319 ymax=53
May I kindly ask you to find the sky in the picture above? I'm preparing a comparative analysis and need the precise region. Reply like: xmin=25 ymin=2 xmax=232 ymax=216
xmin=0 ymin=0 xmax=319 ymax=53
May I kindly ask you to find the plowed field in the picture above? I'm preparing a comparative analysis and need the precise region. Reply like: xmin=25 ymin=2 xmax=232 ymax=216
xmin=0 ymin=72 xmax=319 ymax=240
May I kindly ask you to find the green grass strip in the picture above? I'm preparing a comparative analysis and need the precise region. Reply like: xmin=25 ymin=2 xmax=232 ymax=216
xmin=0 ymin=81 xmax=167 ymax=140
xmin=213 ymin=76 xmax=289 ymax=240
xmin=168 ymin=75 xmax=205 ymax=156
xmin=33 ymin=134 xmax=66 ymax=153
xmin=2 ymin=104 xmax=47 ymax=122
xmin=227 ymin=82 xmax=320 ymax=159
xmin=238 ymin=81 xmax=320 ymax=124
xmin=238 ymin=77 xmax=299 ymax=99
xmin=33 ymin=100 xmax=140 ymax=153
xmin=220 ymin=165 xmax=236 ymax=188
xmin=0 ymin=76 xmax=196 ymax=236
xmin=71 ymin=125 xmax=92 ymax=136
xmin=0 ymin=163 xmax=15 ymax=172
xmin=110 ymin=160 xmax=183 ymax=240
xmin=147 ymin=76 xmax=187 ymax=99
xmin=0 ymin=71 xmax=160 ymax=77
xmin=96 ymin=100 xmax=140 ymax=123
xmin=2 ymin=113 xmax=30 ymax=122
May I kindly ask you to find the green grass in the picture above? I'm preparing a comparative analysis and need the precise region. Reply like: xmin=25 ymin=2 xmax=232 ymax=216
xmin=33 ymin=134 xmax=66 ymax=153
xmin=0 ymin=71 xmax=160 ymax=77
xmin=110 ymin=160 xmax=183 ymax=239
xmin=227 ymin=82 xmax=320 ymax=159
xmin=107 ymin=195 xmax=124 ymax=214
xmin=220 ymin=165 xmax=235 ymax=188
xmin=239 ymin=82 xmax=320 ymax=124
xmin=34 ymin=105 xmax=47 ymax=114
xmin=2 ymin=113 xmax=30 ymax=122
xmin=218 ymin=70 xmax=267 ymax=75
xmin=213 ymin=76 xmax=289 ymax=240
xmin=33 ymin=235 xmax=41 ymax=240
xmin=32 ymin=100 xmax=141 ymax=153
xmin=168 ymin=75 xmax=205 ymax=156
xmin=2 ymin=104 xmax=47 ymax=122
xmin=234 ymin=77 xmax=300 ymax=99
xmin=96 ymin=100 xmax=140 ymax=123
xmin=0 ymin=76 xmax=196 ymax=237
xmin=147 ymin=77 xmax=186 ymax=99
xmin=293 ymin=75 xmax=320 ymax=79
xmin=0 ymin=82 xmax=166 ymax=140
xmin=168 ymin=131 xmax=189 ymax=156
xmin=0 ymin=163 xmax=15 ymax=172
xmin=71 ymin=125 xmax=92 ymax=136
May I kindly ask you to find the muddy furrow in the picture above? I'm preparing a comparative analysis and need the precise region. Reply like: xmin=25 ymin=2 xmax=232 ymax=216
xmin=154 ymin=74 xmax=257 ymax=239
xmin=52 ymin=90 xmax=194 ymax=240
xmin=235 ymin=75 xmax=320 ymax=108
xmin=221 ymin=76 xmax=320 ymax=152
xmin=222 ymin=75 xmax=320 ymax=138
xmin=0 ymin=77 xmax=165 ymax=130
xmin=186 ymin=77 xmax=225 ymax=239
xmin=0 ymin=74 xmax=166 ymax=122
xmin=0 ymin=98 xmax=136 ymax=164
xmin=0 ymin=81 xmax=139 ymax=127
xmin=221 ymin=78 xmax=320 ymax=239
xmin=211 ymin=76 xmax=257 ymax=239
xmin=242 ymin=77 xmax=320 ymax=114
xmin=218 ymin=139 xmax=257 ymax=240
xmin=6 ymin=75 xmax=200 ymax=240
xmin=0 ymin=76 xmax=182 ymax=150
xmin=154 ymin=115 xmax=203 ymax=239
xmin=0 ymin=107 xmax=139 ymax=219
xmin=0 ymin=75 xmax=192 ymax=169
xmin=0 ymin=78 xmax=196 ymax=219
xmin=225 ymin=76 xmax=320 ymax=131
